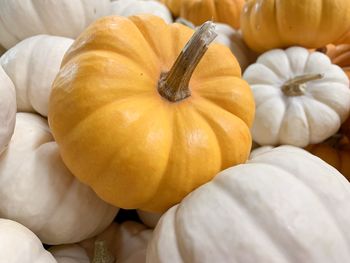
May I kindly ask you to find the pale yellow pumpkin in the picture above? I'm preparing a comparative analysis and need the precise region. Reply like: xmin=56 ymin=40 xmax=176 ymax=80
xmin=49 ymin=15 xmax=254 ymax=212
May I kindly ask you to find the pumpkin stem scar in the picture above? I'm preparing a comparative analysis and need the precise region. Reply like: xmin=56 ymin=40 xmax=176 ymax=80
xmin=158 ymin=21 xmax=218 ymax=102
xmin=92 ymin=240 xmax=115 ymax=263
xmin=282 ymin=73 xmax=324 ymax=97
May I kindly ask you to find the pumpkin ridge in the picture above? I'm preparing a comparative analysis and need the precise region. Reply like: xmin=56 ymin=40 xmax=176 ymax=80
xmin=279 ymin=99 xmax=310 ymax=146
xmin=251 ymin=151 xmax=350 ymax=249
xmin=247 ymin=64 xmax=283 ymax=86
xmin=306 ymin=83 xmax=350 ymax=120
xmin=128 ymin=16 xmax=166 ymax=67
xmin=300 ymin=97 xmax=341 ymax=140
xmin=62 ymin=49 xmax=158 ymax=81
xmin=173 ymin=201 xmax=194 ymax=262
xmin=0 ymin=6 xmax=21 ymax=43
xmin=140 ymin=105 xmax=222 ymax=212
xmin=75 ymin=101 xmax=171 ymax=208
xmin=214 ymin=165 xmax=306 ymax=262
xmin=192 ymin=107 xmax=223 ymax=167
xmin=26 ymin=36 xmax=46 ymax=113
xmin=136 ymin=134 xmax=174 ymax=211
xmin=30 ymin=0 xmax=50 ymax=34
xmin=194 ymin=79 xmax=255 ymax=127
xmin=193 ymin=93 xmax=244 ymax=120
xmin=61 ymin=17 xmax=159 ymax=75
xmin=52 ymin=92 xmax=155 ymax=142
xmin=96 ymin=107 xmax=174 ymax=210
xmin=58 ymin=93 xmax=162 ymax=170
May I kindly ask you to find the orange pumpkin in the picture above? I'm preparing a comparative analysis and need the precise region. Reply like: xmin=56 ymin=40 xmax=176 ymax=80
xmin=160 ymin=0 xmax=244 ymax=29
xmin=335 ymin=30 xmax=350 ymax=45
xmin=241 ymin=0 xmax=350 ymax=53
xmin=318 ymin=44 xmax=350 ymax=79
xmin=306 ymin=135 xmax=350 ymax=180
xmin=48 ymin=15 xmax=255 ymax=212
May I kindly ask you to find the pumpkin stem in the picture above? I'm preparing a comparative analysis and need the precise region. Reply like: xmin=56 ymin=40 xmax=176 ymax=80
xmin=282 ymin=74 xmax=324 ymax=96
xmin=158 ymin=21 xmax=217 ymax=102
xmin=92 ymin=241 xmax=115 ymax=263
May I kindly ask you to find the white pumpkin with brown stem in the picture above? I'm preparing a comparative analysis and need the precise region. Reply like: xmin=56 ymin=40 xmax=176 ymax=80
xmin=0 ymin=35 xmax=73 ymax=117
xmin=0 ymin=113 xmax=119 ymax=245
xmin=0 ymin=219 xmax=56 ymax=263
xmin=148 ymin=146 xmax=350 ymax=262
xmin=244 ymin=47 xmax=350 ymax=147
xmin=0 ymin=0 xmax=110 ymax=49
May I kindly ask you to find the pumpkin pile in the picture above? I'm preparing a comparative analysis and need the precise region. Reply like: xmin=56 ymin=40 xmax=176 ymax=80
xmin=1 ymin=0 xmax=350 ymax=262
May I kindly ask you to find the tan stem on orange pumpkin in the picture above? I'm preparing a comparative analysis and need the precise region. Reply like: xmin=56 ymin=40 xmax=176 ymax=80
xmin=92 ymin=241 xmax=115 ymax=263
xmin=282 ymin=74 xmax=324 ymax=96
xmin=158 ymin=21 xmax=217 ymax=102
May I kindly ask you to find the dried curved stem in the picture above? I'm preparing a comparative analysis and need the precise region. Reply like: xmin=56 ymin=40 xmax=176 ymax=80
xmin=158 ymin=21 xmax=217 ymax=102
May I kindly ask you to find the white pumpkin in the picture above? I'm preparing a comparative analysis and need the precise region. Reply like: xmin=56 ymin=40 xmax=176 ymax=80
xmin=0 ymin=65 xmax=16 ymax=154
xmin=147 ymin=146 xmax=350 ymax=263
xmin=137 ymin=210 xmax=162 ymax=228
xmin=249 ymin=145 xmax=274 ymax=159
xmin=110 ymin=0 xmax=173 ymax=24
xmin=244 ymin=47 xmax=350 ymax=147
xmin=0 ymin=35 xmax=73 ymax=117
xmin=0 ymin=113 xmax=118 ymax=245
xmin=50 ymin=221 xmax=153 ymax=263
xmin=0 ymin=219 xmax=56 ymax=263
xmin=0 ymin=0 xmax=110 ymax=49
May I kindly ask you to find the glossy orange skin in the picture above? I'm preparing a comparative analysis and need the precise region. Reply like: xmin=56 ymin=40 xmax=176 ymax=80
xmin=48 ymin=15 xmax=255 ymax=212
xmin=160 ymin=0 xmax=244 ymax=29
xmin=306 ymin=137 xmax=350 ymax=180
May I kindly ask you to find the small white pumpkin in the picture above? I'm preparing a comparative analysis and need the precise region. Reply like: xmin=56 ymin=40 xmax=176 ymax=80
xmin=137 ymin=210 xmax=162 ymax=228
xmin=0 ymin=0 xmax=110 ymax=49
xmin=0 ymin=65 xmax=16 ymax=154
xmin=0 ymin=35 xmax=73 ymax=117
xmin=0 ymin=113 xmax=119 ymax=245
xmin=110 ymin=0 xmax=173 ymax=24
xmin=147 ymin=146 xmax=350 ymax=263
xmin=50 ymin=221 xmax=153 ymax=263
xmin=244 ymin=47 xmax=350 ymax=147
xmin=0 ymin=218 xmax=56 ymax=263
